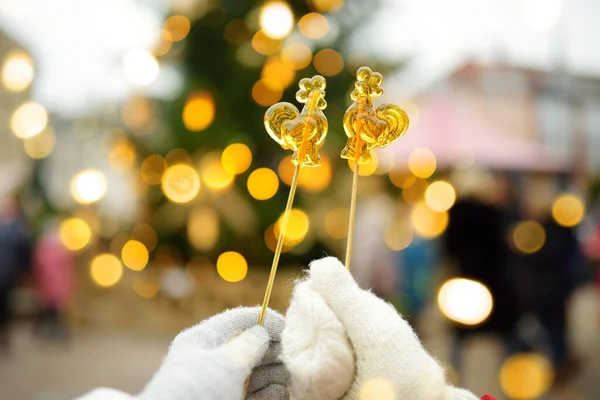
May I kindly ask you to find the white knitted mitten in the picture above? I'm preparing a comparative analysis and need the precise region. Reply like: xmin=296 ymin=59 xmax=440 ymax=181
xmin=75 ymin=307 xmax=289 ymax=400
xmin=282 ymin=257 xmax=478 ymax=400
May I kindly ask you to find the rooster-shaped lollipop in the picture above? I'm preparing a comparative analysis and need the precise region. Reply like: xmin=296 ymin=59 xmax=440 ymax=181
xmin=342 ymin=67 xmax=409 ymax=269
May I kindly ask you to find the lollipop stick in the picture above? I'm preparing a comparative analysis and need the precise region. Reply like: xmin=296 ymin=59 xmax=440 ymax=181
xmin=258 ymin=164 xmax=300 ymax=325
xmin=345 ymin=163 xmax=359 ymax=269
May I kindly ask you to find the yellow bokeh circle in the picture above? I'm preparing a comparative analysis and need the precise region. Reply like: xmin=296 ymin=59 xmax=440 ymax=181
xmin=121 ymin=240 xmax=149 ymax=271
xmin=222 ymin=143 xmax=252 ymax=175
xmin=59 ymin=218 xmax=92 ymax=251
xmin=408 ymin=147 xmax=436 ymax=179
xmin=183 ymin=91 xmax=215 ymax=131
xmin=90 ymin=254 xmax=123 ymax=288
xmin=512 ymin=220 xmax=546 ymax=254
xmin=410 ymin=202 xmax=448 ymax=239
xmin=161 ymin=164 xmax=201 ymax=203
xmin=437 ymin=278 xmax=494 ymax=325
xmin=425 ymin=180 xmax=456 ymax=212
xmin=216 ymin=251 xmax=248 ymax=283
xmin=551 ymin=194 xmax=585 ymax=227
xmin=500 ymin=353 xmax=553 ymax=400
xmin=275 ymin=209 xmax=309 ymax=246
xmin=247 ymin=168 xmax=279 ymax=200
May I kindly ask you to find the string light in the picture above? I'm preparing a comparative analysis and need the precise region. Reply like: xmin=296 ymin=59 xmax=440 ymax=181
xmin=437 ymin=278 xmax=493 ymax=325
xmin=161 ymin=164 xmax=201 ymax=203
xmin=1 ymin=51 xmax=34 ymax=92
xmin=216 ymin=251 xmax=248 ymax=282
xmin=259 ymin=1 xmax=294 ymax=39
xmin=11 ymin=102 xmax=48 ymax=139
xmin=70 ymin=170 xmax=107 ymax=204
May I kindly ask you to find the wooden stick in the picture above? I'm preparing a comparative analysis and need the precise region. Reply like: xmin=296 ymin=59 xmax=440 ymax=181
xmin=345 ymin=164 xmax=359 ymax=269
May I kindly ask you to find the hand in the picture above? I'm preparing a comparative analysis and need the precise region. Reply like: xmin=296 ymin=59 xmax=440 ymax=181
xmin=282 ymin=257 xmax=477 ymax=400
xmin=139 ymin=307 xmax=289 ymax=400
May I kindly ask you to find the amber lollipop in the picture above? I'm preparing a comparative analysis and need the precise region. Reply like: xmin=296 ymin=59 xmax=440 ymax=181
xmin=259 ymin=75 xmax=329 ymax=324
xmin=341 ymin=67 xmax=409 ymax=269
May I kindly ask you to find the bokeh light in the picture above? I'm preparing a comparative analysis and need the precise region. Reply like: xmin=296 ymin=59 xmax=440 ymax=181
xmin=252 ymin=78 xmax=284 ymax=106
xmin=500 ymin=353 xmax=553 ymax=399
xmin=551 ymin=194 xmax=585 ymax=227
xmin=161 ymin=164 xmax=201 ymax=203
xmin=188 ymin=207 xmax=220 ymax=251
xmin=348 ymin=151 xmax=378 ymax=176
xmin=123 ymin=49 xmax=159 ymax=85
xmin=389 ymin=170 xmax=416 ymax=189
xmin=281 ymin=43 xmax=313 ymax=70
xmin=1 ymin=51 xmax=34 ymax=92
xmin=163 ymin=15 xmax=191 ymax=42
xmin=140 ymin=154 xmax=167 ymax=185
xmin=183 ymin=91 xmax=215 ymax=131
xmin=275 ymin=209 xmax=309 ymax=246
xmin=251 ymin=30 xmax=282 ymax=55
xmin=408 ymin=147 xmax=437 ymax=179
xmin=186 ymin=257 xmax=216 ymax=284
xmin=313 ymin=49 xmax=344 ymax=76
xmin=108 ymin=138 xmax=136 ymax=172
xmin=512 ymin=220 xmax=546 ymax=254
xmin=278 ymin=155 xmax=295 ymax=185
xmin=324 ymin=207 xmax=349 ymax=239
xmin=90 ymin=254 xmax=123 ymax=288
xmin=298 ymin=156 xmax=332 ymax=192
xmin=11 ymin=102 xmax=48 ymax=139
xmin=384 ymin=221 xmax=413 ymax=251
xmin=200 ymin=152 xmax=235 ymax=191
xmin=437 ymin=278 xmax=493 ymax=325
xmin=359 ymin=377 xmax=395 ymax=400
xmin=165 ymin=148 xmax=192 ymax=166
xmin=262 ymin=56 xmax=296 ymax=88
xmin=132 ymin=274 xmax=160 ymax=299
xmin=311 ymin=0 xmax=345 ymax=13
xmin=121 ymin=240 xmax=149 ymax=271
xmin=224 ymin=20 xmax=250 ymax=45
xmin=410 ymin=202 xmax=448 ymax=239
xmin=402 ymin=178 xmax=428 ymax=205
xmin=153 ymin=29 xmax=173 ymax=57
xmin=247 ymin=168 xmax=279 ymax=200
xmin=59 ymin=218 xmax=92 ymax=251
xmin=222 ymin=143 xmax=252 ymax=175
xmin=259 ymin=1 xmax=294 ymax=39
xmin=216 ymin=251 xmax=248 ymax=283
xmin=122 ymin=96 xmax=153 ymax=132
xmin=425 ymin=181 xmax=456 ymax=212
xmin=131 ymin=224 xmax=158 ymax=252
xmin=70 ymin=169 xmax=107 ymax=204
xmin=298 ymin=13 xmax=330 ymax=39
xmin=23 ymin=127 xmax=55 ymax=159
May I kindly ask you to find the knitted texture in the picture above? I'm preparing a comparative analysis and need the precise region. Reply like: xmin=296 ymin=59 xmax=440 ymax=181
xmin=283 ymin=257 xmax=477 ymax=400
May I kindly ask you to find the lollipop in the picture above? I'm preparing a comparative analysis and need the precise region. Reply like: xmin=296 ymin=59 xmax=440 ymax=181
xmin=341 ymin=66 xmax=409 ymax=269
xmin=259 ymin=75 xmax=328 ymax=324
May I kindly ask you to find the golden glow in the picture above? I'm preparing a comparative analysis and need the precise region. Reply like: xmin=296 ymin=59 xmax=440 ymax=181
xmin=262 ymin=56 xmax=296 ymax=88
xmin=131 ymin=224 xmax=158 ymax=252
xmin=122 ymin=96 xmax=153 ymax=132
xmin=123 ymin=49 xmax=159 ymax=85
xmin=183 ymin=91 xmax=215 ymax=131
xmin=140 ymin=154 xmax=167 ymax=185
xmin=275 ymin=209 xmax=309 ymax=246
xmin=1 ymin=51 xmax=34 ymax=92
xmin=109 ymin=138 xmax=136 ymax=172
xmin=161 ymin=164 xmax=201 ymax=203
xmin=552 ymin=194 xmax=585 ymax=227
xmin=385 ymin=221 xmax=413 ymax=251
xmin=325 ymin=208 xmax=349 ymax=239
xmin=278 ymin=155 xmax=295 ymax=185
xmin=313 ymin=49 xmax=344 ymax=76
xmin=512 ymin=220 xmax=546 ymax=254
xmin=252 ymin=78 xmax=284 ymax=106
xmin=200 ymin=152 xmax=235 ymax=191
xmin=348 ymin=150 xmax=378 ymax=176
xmin=359 ymin=377 xmax=395 ymax=400
xmin=438 ymin=278 xmax=493 ymax=325
xmin=222 ymin=143 xmax=252 ymax=175
xmin=154 ymin=29 xmax=172 ymax=57
xmin=90 ymin=254 xmax=123 ymax=288
xmin=389 ymin=170 xmax=415 ymax=189
xmin=251 ymin=30 xmax=282 ymax=55
xmin=259 ymin=1 xmax=294 ymax=39
xmin=298 ymin=13 xmax=329 ymax=39
xmin=216 ymin=251 xmax=248 ymax=282
xmin=188 ymin=207 xmax=220 ymax=251
xmin=164 ymin=15 xmax=191 ymax=42
xmin=165 ymin=148 xmax=192 ymax=166
xmin=281 ymin=43 xmax=312 ymax=70
xmin=59 ymin=218 xmax=92 ymax=251
xmin=311 ymin=0 xmax=345 ymax=13
xmin=11 ymin=102 xmax=48 ymax=139
xmin=186 ymin=257 xmax=216 ymax=283
xmin=224 ymin=20 xmax=250 ymax=45
xmin=121 ymin=240 xmax=149 ymax=271
xmin=247 ymin=168 xmax=279 ymax=200
xmin=299 ymin=156 xmax=332 ymax=192
xmin=402 ymin=178 xmax=428 ymax=205
xmin=410 ymin=202 xmax=448 ymax=239
xmin=425 ymin=181 xmax=456 ymax=212
xmin=23 ymin=127 xmax=55 ymax=159
xmin=500 ymin=353 xmax=553 ymax=399
xmin=70 ymin=169 xmax=107 ymax=204
xmin=408 ymin=147 xmax=436 ymax=179
xmin=132 ymin=274 xmax=160 ymax=299
xmin=398 ymin=100 xmax=420 ymax=126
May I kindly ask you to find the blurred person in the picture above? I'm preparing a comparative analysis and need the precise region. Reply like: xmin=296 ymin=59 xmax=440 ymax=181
xmin=32 ymin=217 xmax=75 ymax=341
xmin=443 ymin=170 xmax=519 ymax=370
xmin=0 ymin=193 xmax=33 ymax=352
xmin=77 ymin=258 xmax=488 ymax=400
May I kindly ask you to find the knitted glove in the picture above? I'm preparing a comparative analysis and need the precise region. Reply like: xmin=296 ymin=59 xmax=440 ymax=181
xmin=75 ymin=307 xmax=289 ymax=400
xmin=281 ymin=257 xmax=477 ymax=400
